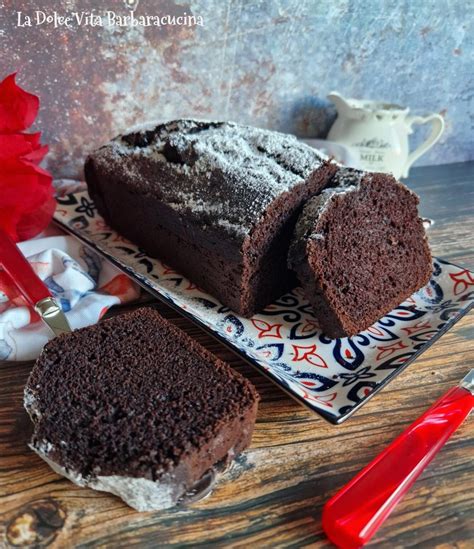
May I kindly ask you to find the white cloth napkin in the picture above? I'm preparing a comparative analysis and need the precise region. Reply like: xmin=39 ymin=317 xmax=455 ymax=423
xmin=0 ymin=232 xmax=140 ymax=361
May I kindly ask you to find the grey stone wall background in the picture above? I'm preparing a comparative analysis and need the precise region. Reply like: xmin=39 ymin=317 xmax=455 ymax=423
xmin=1 ymin=0 xmax=472 ymax=178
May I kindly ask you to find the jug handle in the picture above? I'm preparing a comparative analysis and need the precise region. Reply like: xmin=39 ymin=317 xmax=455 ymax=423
xmin=402 ymin=114 xmax=445 ymax=178
xmin=327 ymin=91 xmax=350 ymax=115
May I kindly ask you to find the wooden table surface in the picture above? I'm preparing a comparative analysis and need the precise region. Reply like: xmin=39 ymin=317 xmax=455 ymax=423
xmin=1 ymin=162 xmax=473 ymax=548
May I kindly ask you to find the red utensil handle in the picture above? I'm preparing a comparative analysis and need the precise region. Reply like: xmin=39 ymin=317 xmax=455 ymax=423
xmin=0 ymin=228 xmax=51 ymax=307
xmin=322 ymin=385 xmax=474 ymax=549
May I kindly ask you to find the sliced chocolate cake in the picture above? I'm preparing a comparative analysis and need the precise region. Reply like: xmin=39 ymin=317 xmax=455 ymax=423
xmin=24 ymin=308 xmax=259 ymax=511
xmin=85 ymin=120 xmax=338 ymax=317
xmin=288 ymin=169 xmax=432 ymax=338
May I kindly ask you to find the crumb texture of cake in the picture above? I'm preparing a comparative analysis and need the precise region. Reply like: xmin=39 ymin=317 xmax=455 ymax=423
xmin=24 ymin=307 xmax=259 ymax=511
xmin=288 ymin=168 xmax=433 ymax=338
xmin=85 ymin=119 xmax=338 ymax=316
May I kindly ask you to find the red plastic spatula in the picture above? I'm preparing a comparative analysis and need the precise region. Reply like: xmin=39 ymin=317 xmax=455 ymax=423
xmin=322 ymin=370 xmax=474 ymax=549
xmin=0 ymin=227 xmax=71 ymax=337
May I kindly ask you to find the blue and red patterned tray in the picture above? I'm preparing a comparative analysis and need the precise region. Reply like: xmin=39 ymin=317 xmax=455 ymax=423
xmin=54 ymin=191 xmax=474 ymax=424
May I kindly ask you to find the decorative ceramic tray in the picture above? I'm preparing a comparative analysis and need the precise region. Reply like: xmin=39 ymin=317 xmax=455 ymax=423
xmin=54 ymin=191 xmax=474 ymax=424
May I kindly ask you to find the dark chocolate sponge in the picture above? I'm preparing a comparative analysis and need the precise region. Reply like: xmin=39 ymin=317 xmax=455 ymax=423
xmin=24 ymin=307 xmax=259 ymax=510
xmin=85 ymin=119 xmax=337 ymax=317
xmin=288 ymin=169 xmax=432 ymax=338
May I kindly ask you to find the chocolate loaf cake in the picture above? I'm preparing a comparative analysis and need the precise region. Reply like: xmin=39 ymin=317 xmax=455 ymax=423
xmin=85 ymin=120 xmax=337 ymax=316
xmin=288 ymin=169 xmax=432 ymax=338
xmin=24 ymin=307 xmax=259 ymax=511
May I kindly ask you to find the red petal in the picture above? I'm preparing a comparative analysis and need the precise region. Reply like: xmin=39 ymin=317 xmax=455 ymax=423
xmin=0 ymin=156 xmax=54 ymax=241
xmin=0 ymin=133 xmax=46 ymax=162
xmin=26 ymin=131 xmax=41 ymax=147
xmin=0 ymin=208 xmax=22 ymax=242
xmin=17 ymin=193 xmax=56 ymax=241
xmin=0 ymin=185 xmax=54 ymax=242
xmin=0 ymin=73 xmax=39 ymax=133
xmin=1 ymin=182 xmax=50 ymax=213
xmin=22 ymin=144 xmax=49 ymax=165
xmin=1 ymin=155 xmax=51 ymax=179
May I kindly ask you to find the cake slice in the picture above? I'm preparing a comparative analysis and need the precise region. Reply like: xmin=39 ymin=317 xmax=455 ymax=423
xmin=24 ymin=307 xmax=259 ymax=511
xmin=288 ymin=169 xmax=432 ymax=338
xmin=85 ymin=119 xmax=338 ymax=316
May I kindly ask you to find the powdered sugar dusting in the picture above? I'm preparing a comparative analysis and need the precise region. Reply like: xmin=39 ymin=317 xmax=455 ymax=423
xmin=92 ymin=119 xmax=330 ymax=240
xmin=288 ymin=168 xmax=367 ymax=266
xmin=300 ymin=167 xmax=368 ymax=227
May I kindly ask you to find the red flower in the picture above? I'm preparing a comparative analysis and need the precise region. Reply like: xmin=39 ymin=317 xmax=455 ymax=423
xmin=0 ymin=73 xmax=54 ymax=242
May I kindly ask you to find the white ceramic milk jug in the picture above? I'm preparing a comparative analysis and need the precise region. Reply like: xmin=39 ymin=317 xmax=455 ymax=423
xmin=327 ymin=92 xmax=445 ymax=178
